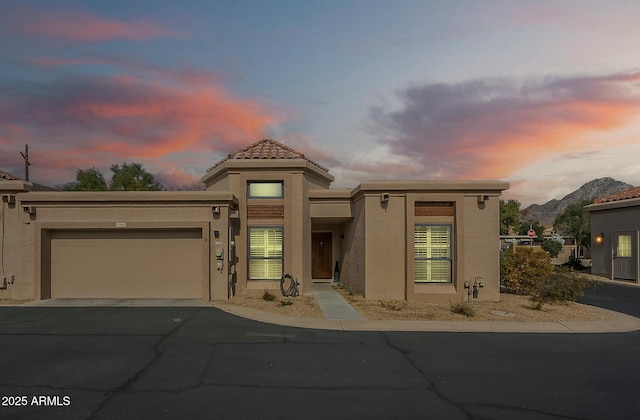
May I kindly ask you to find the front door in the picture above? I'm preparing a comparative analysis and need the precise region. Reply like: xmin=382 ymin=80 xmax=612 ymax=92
xmin=614 ymin=232 xmax=637 ymax=280
xmin=312 ymin=232 xmax=333 ymax=279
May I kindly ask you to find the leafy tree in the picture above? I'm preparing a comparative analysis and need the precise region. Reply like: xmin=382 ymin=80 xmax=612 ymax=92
xmin=518 ymin=219 xmax=545 ymax=240
xmin=553 ymin=201 xmax=591 ymax=259
xmin=109 ymin=163 xmax=163 ymax=191
xmin=62 ymin=168 xmax=108 ymax=191
xmin=500 ymin=199 xmax=521 ymax=235
xmin=541 ymin=240 xmax=563 ymax=258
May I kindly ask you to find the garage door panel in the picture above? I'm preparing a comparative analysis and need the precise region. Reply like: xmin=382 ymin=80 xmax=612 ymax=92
xmin=51 ymin=229 xmax=205 ymax=299
xmin=52 ymin=239 xmax=202 ymax=264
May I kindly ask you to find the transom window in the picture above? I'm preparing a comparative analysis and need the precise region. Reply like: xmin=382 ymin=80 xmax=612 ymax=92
xmin=248 ymin=182 xmax=283 ymax=198
xmin=248 ymin=227 xmax=283 ymax=280
xmin=414 ymin=224 xmax=452 ymax=283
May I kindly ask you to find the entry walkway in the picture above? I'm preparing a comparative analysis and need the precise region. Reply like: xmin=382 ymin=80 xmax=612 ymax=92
xmin=311 ymin=282 xmax=364 ymax=320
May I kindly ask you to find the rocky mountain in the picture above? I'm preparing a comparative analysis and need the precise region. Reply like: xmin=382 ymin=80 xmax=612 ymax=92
xmin=521 ymin=177 xmax=634 ymax=227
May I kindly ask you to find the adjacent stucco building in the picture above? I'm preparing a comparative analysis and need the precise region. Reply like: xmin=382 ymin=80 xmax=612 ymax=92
xmin=1 ymin=139 xmax=508 ymax=303
xmin=587 ymin=186 xmax=640 ymax=283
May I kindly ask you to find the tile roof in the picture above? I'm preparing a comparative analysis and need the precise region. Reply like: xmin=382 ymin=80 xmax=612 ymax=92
xmin=0 ymin=170 xmax=20 ymax=180
xmin=594 ymin=186 xmax=640 ymax=203
xmin=207 ymin=138 xmax=329 ymax=172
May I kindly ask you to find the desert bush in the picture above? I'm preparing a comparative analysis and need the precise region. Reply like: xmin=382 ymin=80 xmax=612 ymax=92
xmin=500 ymin=247 xmax=553 ymax=295
xmin=561 ymin=256 xmax=589 ymax=271
xmin=262 ymin=291 xmax=276 ymax=301
xmin=379 ymin=300 xmax=405 ymax=311
xmin=450 ymin=300 xmax=476 ymax=317
xmin=541 ymin=240 xmax=563 ymax=258
xmin=336 ymin=282 xmax=355 ymax=296
xmin=279 ymin=300 xmax=293 ymax=306
xmin=530 ymin=269 xmax=594 ymax=309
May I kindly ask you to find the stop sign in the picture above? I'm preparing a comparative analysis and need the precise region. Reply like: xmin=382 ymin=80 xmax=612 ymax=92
xmin=527 ymin=229 xmax=536 ymax=238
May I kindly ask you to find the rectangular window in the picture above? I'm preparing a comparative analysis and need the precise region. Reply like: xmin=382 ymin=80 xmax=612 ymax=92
xmin=617 ymin=234 xmax=632 ymax=258
xmin=248 ymin=227 xmax=283 ymax=280
xmin=248 ymin=182 xmax=283 ymax=198
xmin=414 ymin=225 xmax=452 ymax=283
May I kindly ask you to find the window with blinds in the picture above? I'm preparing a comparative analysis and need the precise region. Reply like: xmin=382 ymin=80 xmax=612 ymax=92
xmin=248 ymin=227 xmax=283 ymax=280
xmin=414 ymin=225 xmax=452 ymax=283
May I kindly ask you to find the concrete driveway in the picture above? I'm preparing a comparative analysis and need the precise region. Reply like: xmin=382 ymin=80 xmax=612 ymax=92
xmin=0 ymin=283 xmax=639 ymax=419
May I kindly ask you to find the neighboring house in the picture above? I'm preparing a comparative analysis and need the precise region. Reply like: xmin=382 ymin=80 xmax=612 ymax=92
xmin=1 ymin=139 xmax=508 ymax=303
xmin=586 ymin=186 xmax=640 ymax=283
xmin=1 ymin=170 xmax=59 ymax=191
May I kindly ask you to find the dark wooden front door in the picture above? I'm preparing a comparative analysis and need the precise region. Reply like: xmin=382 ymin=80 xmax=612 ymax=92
xmin=312 ymin=232 xmax=333 ymax=279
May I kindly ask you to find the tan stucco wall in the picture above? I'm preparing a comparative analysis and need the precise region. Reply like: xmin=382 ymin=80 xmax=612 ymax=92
xmin=0 ymin=190 xmax=236 ymax=301
xmin=363 ymin=194 xmax=406 ymax=300
xmin=202 ymin=159 xmax=333 ymax=297
xmin=3 ymin=166 xmax=507 ymax=304
xmin=339 ymin=181 xmax=508 ymax=303
xmin=340 ymin=197 xmax=366 ymax=295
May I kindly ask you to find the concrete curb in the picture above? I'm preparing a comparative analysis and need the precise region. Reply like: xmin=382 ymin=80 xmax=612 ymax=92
xmin=213 ymin=303 xmax=640 ymax=333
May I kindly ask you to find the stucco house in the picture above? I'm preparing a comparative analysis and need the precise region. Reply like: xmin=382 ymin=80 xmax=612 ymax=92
xmin=586 ymin=186 xmax=640 ymax=283
xmin=1 ymin=139 xmax=508 ymax=303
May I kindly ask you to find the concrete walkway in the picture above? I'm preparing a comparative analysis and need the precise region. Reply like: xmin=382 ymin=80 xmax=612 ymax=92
xmin=310 ymin=282 xmax=364 ymax=320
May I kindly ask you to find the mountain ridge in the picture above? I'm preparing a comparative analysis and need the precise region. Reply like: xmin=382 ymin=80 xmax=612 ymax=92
xmin=520 ymin=177 xmax=634 ymax=227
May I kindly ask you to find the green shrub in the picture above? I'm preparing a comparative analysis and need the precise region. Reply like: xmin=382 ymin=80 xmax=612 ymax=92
xmin=336 ymin=282 xmax=355 ymax=296
xmin=279 ymin=300 xmax=293 ymax=306
xmin=450 ymin=300 xmax=476 ymax=317
xmin=500 ymin=247 xmax=553 ymax=295
xmin=541 ymin=240 xmax=563 ymax=258
xmin=530 ymin=270 xmax=594 ymax=309
xmin=262 ymin=291 xmax=276 ymax=301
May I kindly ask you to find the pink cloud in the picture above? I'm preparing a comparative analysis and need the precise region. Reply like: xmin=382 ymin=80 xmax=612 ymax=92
xmin=6 ymin=9 xmax=180 ymax=42
xmin=370 ymin=71 xmax=640 ymax=180
xmin=0 ymin=72 xmax=281 ymax=185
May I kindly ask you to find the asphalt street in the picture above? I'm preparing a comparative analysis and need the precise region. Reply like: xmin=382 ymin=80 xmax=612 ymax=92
xmin=0 ymin=284 xmax=639 ymax=420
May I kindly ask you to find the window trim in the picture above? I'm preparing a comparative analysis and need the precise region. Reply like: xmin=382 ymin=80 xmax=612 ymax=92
xmin=247 ymin=226 xmax=284 ymax=280
xmin=247 ymin=181 xmax=284 ymax=199
xmin=414 ymin=223 xmax=453 ymax=284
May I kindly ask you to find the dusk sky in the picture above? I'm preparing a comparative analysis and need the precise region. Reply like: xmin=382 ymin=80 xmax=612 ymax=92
xmin=1 ymin=0 xmax=639 ymax=206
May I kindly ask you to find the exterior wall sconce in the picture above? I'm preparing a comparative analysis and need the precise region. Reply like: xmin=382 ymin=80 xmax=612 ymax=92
xmin=594 ymin=233 xmax=604 ymax=245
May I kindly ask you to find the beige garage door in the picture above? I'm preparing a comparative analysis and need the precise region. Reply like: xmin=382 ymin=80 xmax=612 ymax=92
xmin=51 ymin=229 xmax=204 ymax=299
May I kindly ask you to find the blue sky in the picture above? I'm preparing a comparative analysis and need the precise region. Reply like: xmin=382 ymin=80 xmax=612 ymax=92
xmin=1 ymin=0 xmax=639 ymax=206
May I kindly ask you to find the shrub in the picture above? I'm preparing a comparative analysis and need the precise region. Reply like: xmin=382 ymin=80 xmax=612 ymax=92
xmin=450 ymin=300 xmax=476 ymax=317
xmin=530 ymin=270 xmax=594 ymax=309
xmin=262 ymin=291 xmax=276 ymax=301
xmin=336 ymin=282 xmax=355 ymax=296
xmin=541 ymin=240 xmax=563 ymax=258
xmin=500 ymin=247 xmax=553 ymax=295
xmin=379 ymin=300 xmax=405 ymax=311
xmin=561 ymin=256 xmax=589 ymax=271
xmin=279 ymin=300 xmax=293 ymax=306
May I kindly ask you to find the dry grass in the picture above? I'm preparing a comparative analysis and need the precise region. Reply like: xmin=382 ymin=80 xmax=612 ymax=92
xmin=0 ymin=299 xmax=32 ymax=305
xmin=225 ymin=294 xmax=325 ymax=318
xmin=334 ymin=286 xmax=612 ymax=322
xmin=223 ymin=282 xmax=612 ymax=322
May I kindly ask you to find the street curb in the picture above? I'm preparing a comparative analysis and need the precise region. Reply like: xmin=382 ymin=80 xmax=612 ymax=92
xmin=213 ymin=303 xmax=640 ymax=333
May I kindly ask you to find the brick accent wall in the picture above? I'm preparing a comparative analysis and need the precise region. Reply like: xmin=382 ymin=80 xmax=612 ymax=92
xmin=415 ymin=202 xmax=454 ymax=217
xmin=247 ymin=205 xmax=285 ymax=219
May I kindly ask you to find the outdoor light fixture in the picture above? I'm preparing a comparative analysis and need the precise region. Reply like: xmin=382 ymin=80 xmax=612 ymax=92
xmin=594 ymin=233 xmax=604 ymax=245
